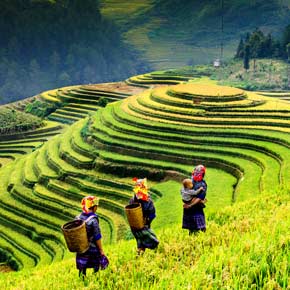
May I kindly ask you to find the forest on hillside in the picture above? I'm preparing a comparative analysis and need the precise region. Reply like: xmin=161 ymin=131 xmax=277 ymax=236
xmin=1 ymin=0 xmax=290 ymax=104
xmin=103 ymin=0 xmax=290 ymax=69
xmin=152 ymin=0 xmax=289 ymax=36
xmin=235 ymin=26 xmax=290 ymax=61
xmin=0 ymin=0 xmax=149 ymax=104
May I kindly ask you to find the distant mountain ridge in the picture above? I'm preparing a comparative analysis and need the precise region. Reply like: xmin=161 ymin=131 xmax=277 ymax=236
xmin=0 ymin=0 xmax=149 ymax=105
xmin=101 ymin=0 xmax=290 ymax=69
xmin=1 ymin=0 xmax=289 ymax=104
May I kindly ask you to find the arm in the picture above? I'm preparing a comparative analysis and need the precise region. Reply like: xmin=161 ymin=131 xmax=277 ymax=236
xmin=184 ymin=181 xmax=207 ymax=208
xmin=181 ymin=187 xmax=203 ymax=198
xmin=92 ymin=217 xmax=105 ymax=255
xmin=96 ymin=238 xmax=104 ymax=256
xmin=144 ymin=199 xmax=156 ymax=227
xmin=183 ymin=196 xmax=207 ymax=209
xmin=183 ymin=197 xmax=202 ymax=208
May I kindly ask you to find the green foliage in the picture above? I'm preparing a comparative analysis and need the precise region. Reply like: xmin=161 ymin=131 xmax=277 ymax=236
xmin=103 ymin=0 xmax=290 ymax=70
xmin=94 ymin=158 xmax=166 ymax=180
xmin=243 ymin=44 xmax=250 ymax=70
xmin=282 ymin=24 xmax=290 ymax=48
xmin=0 ymin=76 xmax=289 ymax=283
xmin=0 ymin=249 xmax=19 ymax=271
xmin=25 ymin=100 xmax=61 ymax=118
xmin=0 ymin=190 xmax=288 ymax=289
xmin=97 ymin=97 xmax=109 ymax=107
xmin=235 ymin=28 xmax=285 ymax=60
xmin=80 ymin=119 xmax=90 ymax=139
xmin=0 ymin=0 xmax=149 ymax=105
xmin=235 ymin=38 xmax=244 ymax=59
xmin=287 ymin=43 xmax=290 ymax=62
xmin=171 ymin=58 xmax=290 ymax=90
xmin=0 ymin=108 xmax=43 ymax=134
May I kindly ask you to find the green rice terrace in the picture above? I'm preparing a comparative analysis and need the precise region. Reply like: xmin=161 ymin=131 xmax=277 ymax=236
xmin=0 ymin=74 xmax=289 ymax=289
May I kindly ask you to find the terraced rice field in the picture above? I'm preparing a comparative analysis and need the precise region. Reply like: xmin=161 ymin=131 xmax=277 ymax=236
xmin=89 ymin=83 xmax=289 ymax=201
xmin=39 ymin=84 xmax=131 ymax=124
xmin=0 ymin=78 xmax=289 ymax=271
xmin=0 ymin=121 xmax=64 ymax=167
xmin=126 ymin=72 xmax=193 ymax=87
xmin=0 ymin=116 xmax=137 ymax=270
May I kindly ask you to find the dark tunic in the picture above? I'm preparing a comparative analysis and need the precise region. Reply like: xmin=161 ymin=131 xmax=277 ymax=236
xmin=129 ymin=195 xmax=159 ymax=249
xmin=182 ymin=180 xmax=207 ymax=231
xmin=75 ymin=212 xmax=102 ymax=271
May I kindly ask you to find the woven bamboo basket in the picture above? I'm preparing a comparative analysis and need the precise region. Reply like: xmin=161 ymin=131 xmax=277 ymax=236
xmin=125 ymin=203 xmax=144 ymax=230
xmin=61 ymin=220 xmax=89 ymax=253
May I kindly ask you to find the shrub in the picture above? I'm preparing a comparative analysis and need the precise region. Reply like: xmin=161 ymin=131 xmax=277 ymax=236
xmin=25 ymin=100 xmax=61 ymax=118
xmin=0 ymin=249 xmax=20 ymax=271
xmin=98 ymin=97 xmax=109 ymax=107
xmin=0 ymin=108 xmax=43 ymax=134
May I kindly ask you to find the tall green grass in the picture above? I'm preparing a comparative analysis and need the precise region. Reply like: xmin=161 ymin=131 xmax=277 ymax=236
xmin=0 ymin=186 xmax=288 ymax=289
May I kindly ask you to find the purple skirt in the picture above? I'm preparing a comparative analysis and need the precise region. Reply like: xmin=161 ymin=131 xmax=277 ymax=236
xmin=182 ymin=207 xmax=206 ymax=231
xmin=132 ymin=228 xmax=159 ymax=250
xmin=76 ymin=246 xmax=101 ymax=271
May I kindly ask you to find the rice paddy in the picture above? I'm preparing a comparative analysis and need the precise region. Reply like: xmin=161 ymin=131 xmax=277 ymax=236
xmin=0 ymin=76 xmax=289 ymax=288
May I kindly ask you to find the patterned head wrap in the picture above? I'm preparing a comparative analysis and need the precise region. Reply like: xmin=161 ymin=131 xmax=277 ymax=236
xmin=81 ymin=196 xmax=99 ymax=213
xmin=192 ymin=165 xmax=206 ymax=182
xmin=132 ymin=177 xmax=149 ymax=201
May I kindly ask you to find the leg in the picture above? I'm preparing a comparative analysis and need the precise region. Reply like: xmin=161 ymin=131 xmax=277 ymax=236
xmin=189 ymin=229 xmax=200 ymax=235
xmin=79 ymin=268 xmax=87 ymax=279
xmin=189 ymin=228 xmax=205 ymax=235
xmin=93 ymin=266 xmax=99 ymax=273
xmin=137 ymin=248 xmax=145 ymax=256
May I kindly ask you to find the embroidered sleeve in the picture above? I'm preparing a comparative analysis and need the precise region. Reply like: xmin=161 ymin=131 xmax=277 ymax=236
xmin=91 ymin=217 xmax=102 ymax=241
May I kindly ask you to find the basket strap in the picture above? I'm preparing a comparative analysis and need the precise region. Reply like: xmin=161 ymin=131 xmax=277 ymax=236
xmin=75 ymin=214 xmax=97 ymax=223
xmin=85 ymin=215 xmax=96 ymax=223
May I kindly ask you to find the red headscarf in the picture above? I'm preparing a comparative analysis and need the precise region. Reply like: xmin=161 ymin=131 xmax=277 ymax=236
xmin=132 ymin=177 xmax=149 ymax=201
xmin=192 ymin=165 xmax=206 ymax=182
xmin=81 ymin=196 xmax=99 ymax=213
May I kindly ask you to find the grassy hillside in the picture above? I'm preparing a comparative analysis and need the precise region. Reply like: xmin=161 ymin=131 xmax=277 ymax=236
xmin=0 ymin=77 xmax=289 ymax=288
xmin=100 ymin=0 xmax=290 ymax=69
xmin=166 ymin=59 xmax=290 ymax=91
xmin=0 ymin=188 xmax=288 ymax=289
xmin=0 ymin=108 xmax=43 ymax=134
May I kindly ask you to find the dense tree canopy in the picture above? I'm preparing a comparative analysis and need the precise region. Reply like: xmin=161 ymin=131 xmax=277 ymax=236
xmin=0 ymin=0 xmax=149 ymax=104
xmin=235 ymin=25 xmax=290 ymax=61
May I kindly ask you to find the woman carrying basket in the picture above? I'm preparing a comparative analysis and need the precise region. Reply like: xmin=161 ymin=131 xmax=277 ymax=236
xmin=129 ymin=178 xmax=159 ymax=255
xmin=75 ymin=196 xmax=109 ymax=278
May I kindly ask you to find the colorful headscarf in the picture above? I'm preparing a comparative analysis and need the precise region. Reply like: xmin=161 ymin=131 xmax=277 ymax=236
xmin=132 ymin=177 xmax=149 ymax=201
xmin=192 ymin=164 xmax=206 ymax=182
xmin=81 ymin=196 xmax=99 ymax=213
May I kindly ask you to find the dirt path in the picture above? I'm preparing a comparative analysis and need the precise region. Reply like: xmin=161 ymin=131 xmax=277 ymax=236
xmin=82 ymin=81 xmax=146 ymax=95
xmin=0 ymin=264 xmax=14 ymax=273
xmin=82 ymin=81 xmax=168 ymax=95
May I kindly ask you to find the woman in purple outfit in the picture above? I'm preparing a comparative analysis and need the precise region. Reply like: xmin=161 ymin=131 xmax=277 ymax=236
xmin=75 ymin=196 xmax=108 ymax=278
xmin=182 ymin=165 xmax=207 ymax=235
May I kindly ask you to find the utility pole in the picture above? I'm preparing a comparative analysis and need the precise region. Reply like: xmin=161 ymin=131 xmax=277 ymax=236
xmin=220 ymin=0 xmax=224 ymax=63
xmin=287 ymin=44 xmax=290 ymax=88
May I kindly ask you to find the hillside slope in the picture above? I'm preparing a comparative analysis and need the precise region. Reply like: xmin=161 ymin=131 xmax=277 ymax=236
xmin=0 ymin=79 xmax=289 ymax=274
xmin=166 ymin=58 xmax=290 ymax=91
xmin=0 ymin=188 xmax=288 ymax=289
xmin=100 ymin=0 xmax=290 ymax=69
